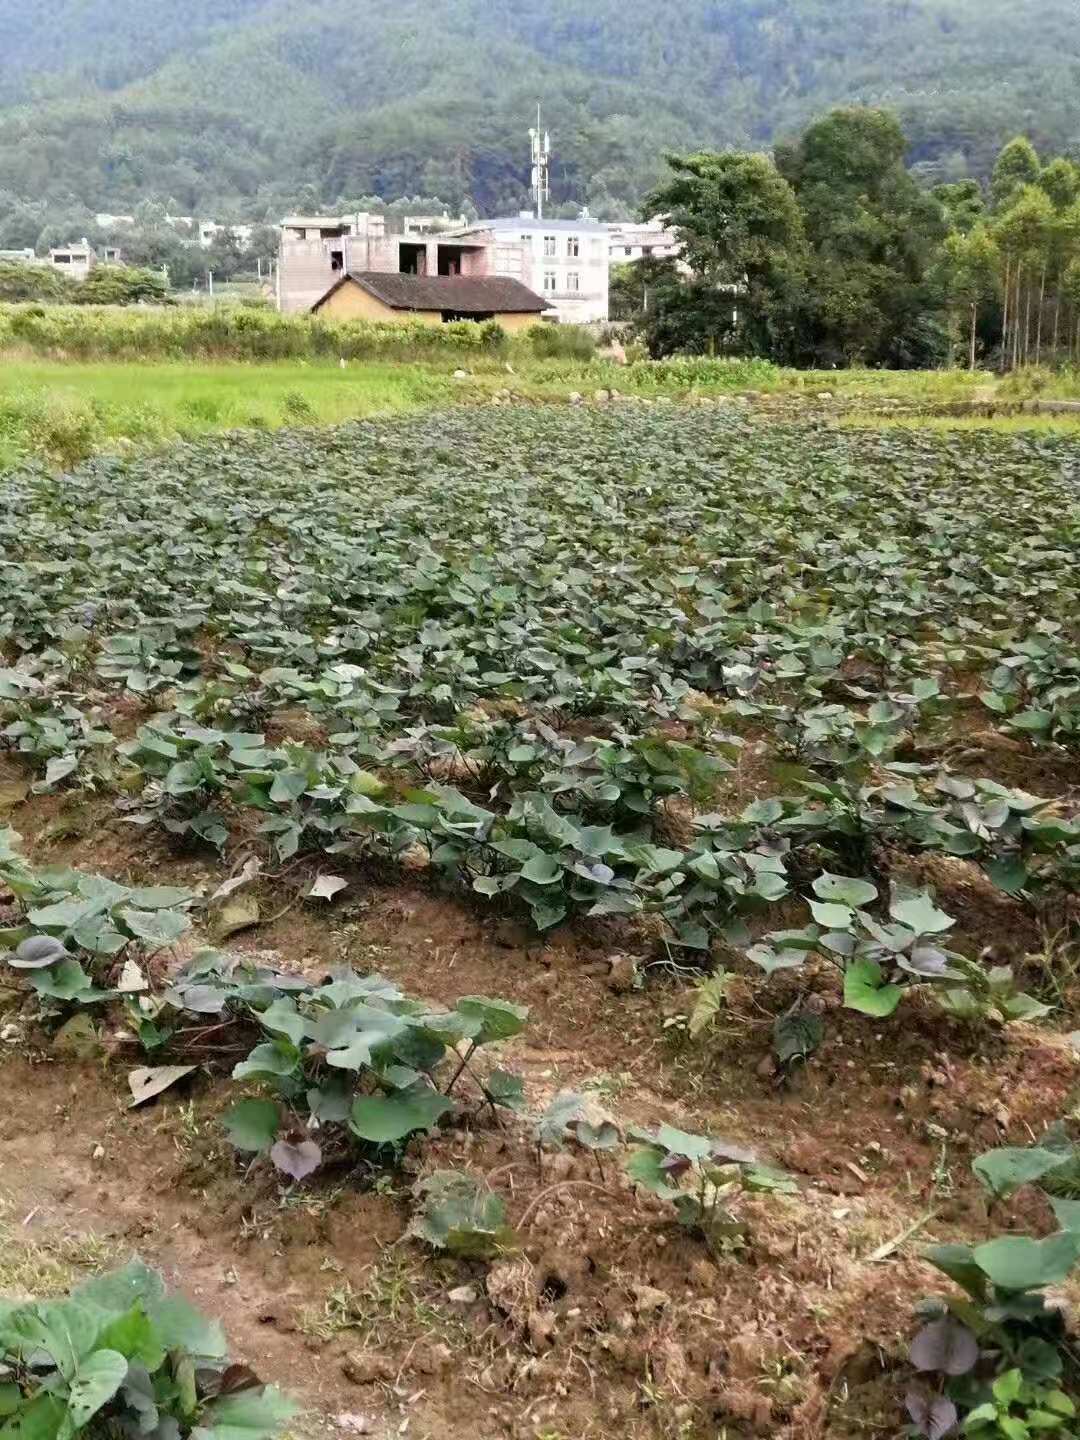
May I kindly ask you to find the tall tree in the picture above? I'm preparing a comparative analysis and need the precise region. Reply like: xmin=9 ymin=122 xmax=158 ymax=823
xmin=937 ymin=225 xmax=999 ymax=369
xmin=776 ymin=108 xmax=948 ymax=366
xmin=642 ymin=150 xmax=806 ymax=357
xmin=990 ymin=137 xmax=1041 ymax=212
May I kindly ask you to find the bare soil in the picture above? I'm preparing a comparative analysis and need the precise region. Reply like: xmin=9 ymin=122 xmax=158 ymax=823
xmin=3 ymin=748 xmax=1080 ymax=1440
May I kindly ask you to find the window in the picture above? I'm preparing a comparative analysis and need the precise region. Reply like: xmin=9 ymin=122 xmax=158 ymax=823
xmin=543 ymin=235 xmax=557 ymax=257
xmin=567 ymin=272 xmax=580 ymax=292
xmin=330 ymin=249 xmax=344 ymax=272
xmin=643 ymin=246 xmax=654 ymax=257
xmin=543 ymin=272 xmax=557 ymax=293
xmin=624 ymin=246 xmax=633 ymax=257
xmin=567 ymin=235 xmax=580 ymax=258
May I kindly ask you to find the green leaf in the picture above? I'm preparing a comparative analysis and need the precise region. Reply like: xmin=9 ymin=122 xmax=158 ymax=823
xmin=118 ymin=908 xmax=191 ymax=948
xmin=195 ymin=1387 xmax=298 ymax=1440
xmin=888 ymin=892 xmax=954 ymax=936
xmin=808 ymin=899 xmax=854 ymax=930
xmin=0 ymin=1394 xmax=66 ymax=1440
xmin=973 ymin=1147 xmax=1070 ymax=1201
xmin=844 ymin=957 xmax=903 ymax=1017
xmin=256 ymin=998 xmax=306 ymax=1046
xmin=454 ymin=996 xmax=529 ymax=1045
xmin=812 ymin=873 xmax=877 ymax=908
xmin=973 ymin=1232 xmax=1080 ymax=1291
xmin=624 ymin=1143 xmax=680 ymax=1199
xmin=232 ymin=1041 xmax=300 ymax=1082
xmin=149 ymin=1294 xmax=226 ymax=1358
xmin=348 ymin=1090 xmax=453 ymax=1144
xmin=407 ymin=1170 xmax=517 ymax=1258
xmin=94 ymin=1305 xmax=164 ymax=1369
xmin=65 ymin=1349 xmax=129 ymax=1431
xmin=485 ymin=1069 xmax=527 ymax=1112
xmin=519 ymin=853 xmax=562 ymax=886
xmin=222 ymin=1099 xmax=280 ymax=1154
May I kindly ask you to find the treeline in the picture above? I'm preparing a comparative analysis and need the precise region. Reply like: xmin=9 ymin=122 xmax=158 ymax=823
xmin=626 ymin=110 xmax=1080 ymax=370
xmin=0 ymin=262 xmax=168 ymax=307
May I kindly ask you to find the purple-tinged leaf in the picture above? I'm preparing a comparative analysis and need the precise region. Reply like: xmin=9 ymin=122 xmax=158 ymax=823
xmin=905 ymin=1388 xmax=957 ymax=1439
xmin=908 ymin=946 xmax=949 ymax=977
xmin=10 ymin=935 xmax=68 ymax=969
xmin=909 ymin=1319 xmax=978 ymax=1376
xmin=270 ymin=1138 xmax=322 ymax=1181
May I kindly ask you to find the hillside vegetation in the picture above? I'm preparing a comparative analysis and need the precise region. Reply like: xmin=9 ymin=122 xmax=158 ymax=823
xmin=0 ymin=0 xmax=1078 ymax=216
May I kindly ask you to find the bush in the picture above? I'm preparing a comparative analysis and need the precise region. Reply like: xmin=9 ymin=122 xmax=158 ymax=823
xmin=0 ymin=388 xmax=101 ymax=468
xmin=0 ymin=262 xmax=74 ymax=304
xmin=527 ymin=323 xmax=597 ymax=361
xmin=0 ymin=1259 xmax=295 ymax=1440
xmin=0 ymin=303 xmax=512 ymax=362
xmin=73 ymin=265 xmax=170 ymax=306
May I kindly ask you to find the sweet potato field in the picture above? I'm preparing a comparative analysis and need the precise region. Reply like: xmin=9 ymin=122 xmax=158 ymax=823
xmin=2 ymin=404 xmax=1080 ymax=1440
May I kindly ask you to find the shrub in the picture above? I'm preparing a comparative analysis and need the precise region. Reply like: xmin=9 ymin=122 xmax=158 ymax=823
xmin=0 ymin=1260 xmax=295 ymax=1440
xmin=527 ymin=323 xmax=597 ymax=361
xmin=0 ymin=303 xmax=511 ymax=363
xmin=73 ymin=265 xmax=170 ymax=307
xmin=0 ymin=261 xmax=74 ymax=304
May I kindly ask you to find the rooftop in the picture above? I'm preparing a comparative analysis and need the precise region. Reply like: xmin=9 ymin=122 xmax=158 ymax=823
xmin=462 ymin=216 xmax=609 ymax=234
xmin=314 ymin=271 xmax=549 ymax=315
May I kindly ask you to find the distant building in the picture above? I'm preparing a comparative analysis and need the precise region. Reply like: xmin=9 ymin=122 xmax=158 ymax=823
xmin=0 ymin=248 xmax=36 ymax=264
xmin=198 ymin=221 xmax=253 ymax=248
xmin=95 ymin=213 xmax=135 ymax=229
xmin=279 ymin=212 xmax=499 ymax=315
xmin=448 ymin=216 xmax=610 ymax=324
xmin=48 ymin=240 xmax=95 ymax=281
xmin=312 ymin=271 xmax=549 ymax=329
xmin=607 ymin=219 xmax=681 ymax=264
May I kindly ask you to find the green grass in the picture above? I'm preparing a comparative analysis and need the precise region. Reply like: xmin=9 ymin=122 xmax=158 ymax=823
xmin=0 ymin=360 xmax=459 ymax=468
xmin=6 ymin=350 xmax=1080 ymax=473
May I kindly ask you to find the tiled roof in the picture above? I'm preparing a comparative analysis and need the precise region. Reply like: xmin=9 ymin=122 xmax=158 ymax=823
xmin=314 ymin=271 xmax=549 ymax=314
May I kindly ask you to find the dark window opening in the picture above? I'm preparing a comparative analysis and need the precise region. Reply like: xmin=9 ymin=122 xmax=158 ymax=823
xmin=330 ymin=249 xmax=344 ymax=272
xmin=437 ymin=247 xmax=462 ymax=276
xmin=399 ymin=242 xmax=426 ymax=275
xmin=441 ymin=310 xmax=493 ymax=324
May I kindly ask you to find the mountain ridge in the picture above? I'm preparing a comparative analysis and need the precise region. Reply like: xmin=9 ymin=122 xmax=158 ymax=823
xmin=0 ymin=0 xmax=1077 ymax=216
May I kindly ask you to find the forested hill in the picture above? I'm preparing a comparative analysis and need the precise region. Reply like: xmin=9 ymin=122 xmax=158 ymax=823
xmin=1 ymin=0 xmax=1078 ymax=217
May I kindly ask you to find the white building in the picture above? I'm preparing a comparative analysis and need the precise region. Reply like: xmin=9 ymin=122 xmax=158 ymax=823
xmin=448 ymin=216 xmax=610 ymax=324
xmin=198 ymin=221 xmax=254 ymax=249
xmin=607 ymin=219 xmax=681 ymax=264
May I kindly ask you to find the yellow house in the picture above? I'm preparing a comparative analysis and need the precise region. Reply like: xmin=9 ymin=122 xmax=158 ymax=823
xmin=311 ymin=270 xmax=550 ymax=332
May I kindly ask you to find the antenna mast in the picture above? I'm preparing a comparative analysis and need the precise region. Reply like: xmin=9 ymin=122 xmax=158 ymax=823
xmin=529 ymin=103 xmax=551 ymax=220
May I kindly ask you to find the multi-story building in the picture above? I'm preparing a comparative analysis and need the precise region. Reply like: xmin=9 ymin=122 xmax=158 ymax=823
xmin=607 ymin=219 xmax=681 ymax=264
xmin=278 ymin=212 xmax=507 ymax=315
xmin=279 ymin=210 xmax=609 ymax=324
xmin=447 ymin=216 xmax=610 ymax=324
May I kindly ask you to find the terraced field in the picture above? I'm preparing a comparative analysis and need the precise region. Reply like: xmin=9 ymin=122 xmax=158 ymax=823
xmin=2 ymin=404 xmax=1080 ymax=1440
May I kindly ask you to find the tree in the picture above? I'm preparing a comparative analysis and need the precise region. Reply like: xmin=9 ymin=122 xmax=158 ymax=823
xmin=642 ymin=150 xmax=806 ymax=357
xmin=777 ymin=108 xmax=948 ymax=366
xmin=991 ymin=137 xmax=1041 ymax=212
xmin=937 ymin=225 xmax=999 ymax=368
xmin=994 ymin=185 xmax=1053 ymax=367
xmin=74 ymin=264 xmax=169 ymax=305
xmin=934 ymin=179 xmax=985 ymax=235
xmin=1038 ymin=157 xmax=1080 ymax=211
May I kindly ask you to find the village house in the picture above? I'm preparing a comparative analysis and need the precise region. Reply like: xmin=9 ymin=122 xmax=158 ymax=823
xmin=48 ymin=240 xmax=95 ymax=280
xmin=279 ymin=211 xmax=548 ymax=322
xmin=445 ymin=216 xmax=610 ymax=324
xmin=311 ymin=271 xmax=549 ymax=330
